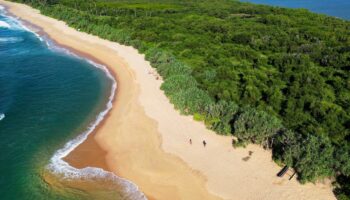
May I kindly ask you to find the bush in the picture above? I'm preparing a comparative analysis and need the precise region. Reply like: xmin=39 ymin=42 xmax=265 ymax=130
xmin=169 ymin=87 xmax=213 ymax=115
xmin=233 ymin=108 xmax=282 ymax=145
xmin=161 ymin=75 xmax=197 ymax=95
xmin=205 ymin=101 xmax=239 ymax=135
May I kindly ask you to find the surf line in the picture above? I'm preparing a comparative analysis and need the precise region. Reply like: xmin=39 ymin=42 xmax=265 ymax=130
xmin=0 ymin=6 xmax=147 ymax=200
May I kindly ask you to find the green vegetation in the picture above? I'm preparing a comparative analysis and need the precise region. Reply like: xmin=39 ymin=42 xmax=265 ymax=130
xmin=13 ymin=0 xmax=350 ymax=198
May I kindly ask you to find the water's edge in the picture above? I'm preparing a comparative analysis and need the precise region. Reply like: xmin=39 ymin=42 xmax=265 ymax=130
xmin=0 ymin=4 xmax=147 ymax=200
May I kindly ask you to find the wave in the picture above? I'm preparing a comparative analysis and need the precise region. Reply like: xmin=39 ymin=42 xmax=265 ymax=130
xmin=0 ymin=7 xmax=14 ymax=29
xmin=0 ymin=37 xmax=24 ymax=43
xmin=0 ymin=9 xmax=37 ymax=32
xmin=0 ymin=20 xmax=10 ymax=28
xmin=0 ymin=113 xmax=5 ymax=121
xmin=1 ymin=12 xmax=147 ymax=200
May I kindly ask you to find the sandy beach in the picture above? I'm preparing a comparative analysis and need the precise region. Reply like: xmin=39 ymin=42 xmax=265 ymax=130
xmin=1 ymin=1 xmax=336 ymax=199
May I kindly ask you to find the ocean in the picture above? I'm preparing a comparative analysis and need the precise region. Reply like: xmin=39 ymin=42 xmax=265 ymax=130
xmin=241 ymin=0 xmax=350 ymax=20
xmin=0 ymin=6 xmax=145 ymax=200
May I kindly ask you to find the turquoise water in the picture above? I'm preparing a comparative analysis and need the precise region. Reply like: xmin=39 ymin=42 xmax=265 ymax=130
xmin=0 ymin=7 xmax=145 ymax=200
xmin=241 ymin=0 xmax=350 ymax=20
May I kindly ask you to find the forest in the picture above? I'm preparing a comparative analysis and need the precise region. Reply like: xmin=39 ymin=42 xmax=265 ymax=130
xmin=12 ymin=0 xmax=350 ymax=199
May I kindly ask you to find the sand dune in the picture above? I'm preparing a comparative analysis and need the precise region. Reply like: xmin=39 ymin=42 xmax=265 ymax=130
xmin=1 ymin=1 xmax=336 ymax=199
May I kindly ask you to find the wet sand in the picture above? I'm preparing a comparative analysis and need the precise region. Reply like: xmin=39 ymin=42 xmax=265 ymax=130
xmin=1 ymin=1 xmax=336 ymax=200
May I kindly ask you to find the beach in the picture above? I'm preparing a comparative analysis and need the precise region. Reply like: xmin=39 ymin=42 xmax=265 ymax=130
xmin=0 ymin=1 xmax=336 ymax=199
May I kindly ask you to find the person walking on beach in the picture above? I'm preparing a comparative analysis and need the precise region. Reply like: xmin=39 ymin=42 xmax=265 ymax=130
xmin=203 ymin=140 xmax=206 ymax=147
xmin=189 ymin=139 xmax=192 ymax=145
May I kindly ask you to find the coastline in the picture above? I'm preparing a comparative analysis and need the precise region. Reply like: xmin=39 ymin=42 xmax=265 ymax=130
xmin=0 ymin=1 xmax=336 ymax=200
xmin=1 ymin=5 xmax=148 ymax=199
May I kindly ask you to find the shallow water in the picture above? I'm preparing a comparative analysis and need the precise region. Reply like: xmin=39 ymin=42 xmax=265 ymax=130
xmin=241 ymin=0 xmax=350 ymax=20
xmin=0 ymin=8 xmax=144 ymax=200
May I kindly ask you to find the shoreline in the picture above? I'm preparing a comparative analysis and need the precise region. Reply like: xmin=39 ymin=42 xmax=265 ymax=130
xmin=0 ymin=1 xmax=337 ymax=200
xmin=1 ymin=4 xmax=146 ymax=199
xmin=1 ymin=2 xmax=220 ymax=200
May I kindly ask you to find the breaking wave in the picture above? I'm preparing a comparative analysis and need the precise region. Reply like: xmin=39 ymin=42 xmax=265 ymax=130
xmin=0 ymin=20 xmax=10 ymax=28
xmin=0 ymin=36 xmax=24 ymax=43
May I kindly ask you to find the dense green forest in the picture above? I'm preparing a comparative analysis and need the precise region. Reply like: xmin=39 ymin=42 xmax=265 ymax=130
xmin=12 ymin=0 xmax=350 ymax=198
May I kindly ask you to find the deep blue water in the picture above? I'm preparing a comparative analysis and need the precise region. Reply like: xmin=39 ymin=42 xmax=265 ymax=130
xmin=241 ymin=0 xmax=350 ymax=20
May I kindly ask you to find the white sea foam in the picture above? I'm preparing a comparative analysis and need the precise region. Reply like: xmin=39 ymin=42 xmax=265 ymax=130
xmin=0 ymin=37 xmax=23 ymax=43
xmin=0 ymin=11 xmax=38 ymax=33
xmin=0 ymin=20 xmax=10 ymax=28
xmin=1 ymin=12 xmax=147 ymax=200
xmin=0 ymin=113 xmax=5 ymax=121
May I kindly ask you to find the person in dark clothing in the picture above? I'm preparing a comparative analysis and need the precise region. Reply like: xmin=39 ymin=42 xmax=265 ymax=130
xmin=203 ymin=140 xmax=206 ymax=147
